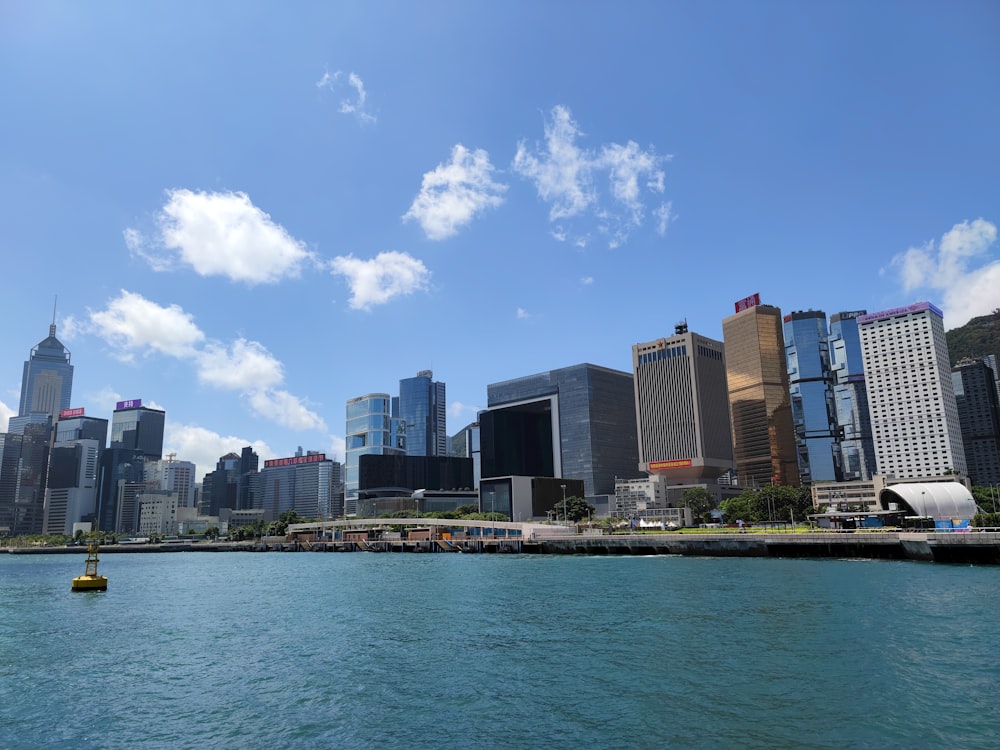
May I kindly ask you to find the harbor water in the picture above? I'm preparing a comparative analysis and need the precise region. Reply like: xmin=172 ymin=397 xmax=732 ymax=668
xmin=1 ymin=552 xmax=998 ymax=749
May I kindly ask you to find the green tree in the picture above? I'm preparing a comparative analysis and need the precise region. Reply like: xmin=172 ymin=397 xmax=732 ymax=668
xmin=554 ymin=496 xmax=595 ymax=523
xmin=681 ymin=487 xmax=715 ymax=525
xmin=455 ymin=504 xmax=478 ymax=516
xmin=204 ymin=526 xmax=220 ymax=540
xmin=719 ymin=494 xmax=754 ymax=523
xmin=269 ymin=510 xmax=299 ymax=536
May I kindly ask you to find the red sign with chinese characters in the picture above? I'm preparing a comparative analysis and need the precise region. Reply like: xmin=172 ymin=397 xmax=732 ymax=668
xmin=59 ymin=407 xmax=85 ymax=418
xmin=734 ymin=293 xmax=761 ymax=313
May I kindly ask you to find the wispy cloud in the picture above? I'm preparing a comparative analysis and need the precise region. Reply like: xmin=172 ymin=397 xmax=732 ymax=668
xmin=86 ymin=291 xmax=326 ymax=431
xmin=888 ymin=218 xmax=1000 ymax=327
xmin=126 ymin=190 xmax=317 ymax=285
xmin=516 ymin=307 xmax=531 ymax=319
xmin=448 ymin=401 xmax=481 ymax=422
xmin=164 ymin=423 xmax=276 ymax=480
xmin=513 ymin=105 xmax=671 ymax=248
xmin=0 ymin=400 xmax=14 ymax=433
xmin=403 ymin=144 xmax=507 ymax=239
xmin=328 ymin=251 xmax=430 ymax=310
xmin=316 ymin=70 xmax=376 ymax=124
xmin=580 ymin=276 xmax=594 ymax=286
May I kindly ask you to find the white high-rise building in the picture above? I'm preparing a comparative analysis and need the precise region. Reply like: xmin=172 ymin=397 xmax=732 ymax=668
xmin=858 ymin=302 xmax=967 ymax=479
xmin=144 ymin=457 xmax=197 ymax=508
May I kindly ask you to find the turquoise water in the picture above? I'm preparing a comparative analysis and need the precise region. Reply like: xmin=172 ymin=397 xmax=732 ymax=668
xmin=1 ymin=552 xmax=998 ymax=749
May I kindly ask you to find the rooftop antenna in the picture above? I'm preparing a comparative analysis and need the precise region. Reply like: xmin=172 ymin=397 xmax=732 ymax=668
xmin=674 ymin=318 xmax=688 ymax=335
xmin=50 ymin=295 xmax=58 ymax=337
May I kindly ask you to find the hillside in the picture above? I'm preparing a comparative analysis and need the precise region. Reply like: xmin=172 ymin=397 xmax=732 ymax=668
xmin=947 ymin=309 xmax=1000 ymax=365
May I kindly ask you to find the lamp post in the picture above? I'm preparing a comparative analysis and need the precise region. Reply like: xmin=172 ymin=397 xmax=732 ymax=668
xmin=489 ymin=490 xmax=495 ymax=539
xmin=560 ymin=484 xmax=567 ymax=524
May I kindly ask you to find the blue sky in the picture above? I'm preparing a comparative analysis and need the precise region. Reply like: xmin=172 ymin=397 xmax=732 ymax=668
xmin=2 ymin=1 xmax=998 ymax=476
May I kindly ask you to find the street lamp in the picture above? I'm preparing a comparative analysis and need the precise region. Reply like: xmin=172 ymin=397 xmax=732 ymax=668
xmin=560 ymin=484 xmax=567 ymax=524
xmin=489 ymin=490 xmax=495 ymax=539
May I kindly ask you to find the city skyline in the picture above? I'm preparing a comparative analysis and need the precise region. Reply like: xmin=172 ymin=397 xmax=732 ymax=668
xmin=2 ymin=3 xmax=998 ymax=478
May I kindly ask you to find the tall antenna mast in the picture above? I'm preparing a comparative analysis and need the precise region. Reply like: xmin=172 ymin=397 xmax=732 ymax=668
xmin=50 ymin=295 xmax=58 ymax=336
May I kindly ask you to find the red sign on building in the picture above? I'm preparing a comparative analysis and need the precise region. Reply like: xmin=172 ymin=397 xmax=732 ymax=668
xmin=59 ymin=407 xmax=85 ymax=419
xmin=648 ymin=459 xmax=693 ymax=471
xmin=734 ymin=292 xmax=761 ymax=313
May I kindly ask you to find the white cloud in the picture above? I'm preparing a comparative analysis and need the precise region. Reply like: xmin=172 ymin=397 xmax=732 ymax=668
xmin=316 ymin=69 xmax=376 ymax=124
xmin=127 ymin=190 xmax=316 ymax=285
xmin=513 ymin=105 xmax=596 ymax=221
xmin=87 ymin=291 xmax=325 ymax=431
xmin=0 ymin=400 xmax=14 ymax=433
xmin=329 ymin=251 xmax=430 ymax=310
xmin=247 ymin=389 xmax=327 ymax=431
xmin=448 ymin=401 xmax=481 ymax=422
xmin=889 ymin=218 xmax=1000 ymax=327
xmin=164 ymin=423 xmax=277 ymax=480
xmin=513 ymin=105 xmax=671 ymax=248
xmin=580 ymin=276 xmax=594 ymax=285
xmin=516 ymin=307 xmax=530 ymax=319
xmin=654 ymin=202 xmax=674 ymax=236
xmin=89 ymin=290 xmax=205 ymax=360
xmin=403 ymin=144 xmax=507 ymax=240
xmin=327 ymin=434 xmax=346 ymax=464
xmin=196 ymin=339 xmax=285 ymax=392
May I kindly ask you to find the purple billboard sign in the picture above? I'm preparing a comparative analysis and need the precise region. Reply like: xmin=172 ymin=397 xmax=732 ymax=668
xmin=116 ymin=398 xmax=143 ymax=410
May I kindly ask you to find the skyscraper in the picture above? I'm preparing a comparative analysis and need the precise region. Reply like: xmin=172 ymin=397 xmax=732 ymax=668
xmin=783 ymin=310 xmax=838 ymax=484
xmin=110 ymin=399 xmax=165 ymax=459
xmin=398 ymin=371 xmax=447 ymax=457
xmin=722 ymin=295 xmax=798 ymax=487
xmin=9 ymin=321 xmax=73 ymax=435
xmin=829 ymin=311 xmax=876 ymax=481
xmin=345 ymin=394 xmax=405 ymax=514
xmin=632 ymin=324 xmax=734 ymax=482
xmin=0 ymin=424 xmax=51 ymax=535
xmin=258 ymin=451 xmax=341 ymax=521
xmin=952 ymin=357 xmax=1000 ymax=486
xmin=859 ymin=302 xmax=967 ymax=479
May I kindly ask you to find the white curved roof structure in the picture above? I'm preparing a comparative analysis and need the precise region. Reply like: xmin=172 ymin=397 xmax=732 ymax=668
xmin=879 ymin=482 xmax=977 ymax=520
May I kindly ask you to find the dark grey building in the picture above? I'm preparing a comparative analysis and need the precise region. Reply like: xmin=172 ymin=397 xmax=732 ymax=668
xmin=110 ymin=400 xmax=165 ymax=460
xmin=358 ymin=454 xmax=474 ymax=495
xmin=953 ymin=357 xmax=1000 ymax=486
xmin=480 ymin=363 xmax=641 ymax=499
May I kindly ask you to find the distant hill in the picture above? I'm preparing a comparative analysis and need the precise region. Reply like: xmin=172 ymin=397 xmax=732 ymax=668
xmin=947 ymin=309 xmax=1000 ymax=365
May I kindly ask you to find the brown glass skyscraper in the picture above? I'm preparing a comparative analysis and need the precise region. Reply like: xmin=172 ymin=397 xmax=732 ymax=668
xmin=722 ymin=300 xmax=799 ymax=487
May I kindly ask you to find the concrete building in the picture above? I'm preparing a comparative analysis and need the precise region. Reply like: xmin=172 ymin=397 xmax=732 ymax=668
xmin=952 ymin=357 xmax=1000 ymax=485
xmin=722 ymin=295 xmax=799 ymax=487
xmin=858 ymin=302 xmax=967 ymax=479
xmin=144 ymin=457 xmax=197 ymax=508
xmin=479 ymin=363 xmax=641 ymax=505
xmin=257 ymin=451 xmax=341 ymax=521
xmin=42 ymin=438 xmax=101 ymax=535
xmin=137 ymin=490 xmax=180 ymax=536
xmin=632 ymin=323 xmax=734 ymax=483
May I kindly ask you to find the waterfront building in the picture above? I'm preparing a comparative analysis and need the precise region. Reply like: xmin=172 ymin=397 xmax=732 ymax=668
xmin=0 ymin=424 xmax=52 ymax=535
xmin=137 ymin=490 xmax=180 ymax=536
xmin=722 ymin=295 xmax=799 ymax=487
xmin=345 ymin=394 xmax=406 ymax=514
xmin=783 ymin=310 xmax=838 ymax=484
xmin=858 ymin=302 xmax=967 ymax=479
xmin=257 ymin=451 xmax=341 ymax=521
xmin=448 ymin=421 xmax=481 ymax=489
xmin=200 ymin=452 xmax=241 ymax=516
xmin=829 ymin=311 xmax=876 ymax=481
xmin=398 ymin=370 xmax=447 ymax=457
xmin=952 ymin=357 xmax=1000 ymax=485
xmin=479 ymin=363 xmax=641 ymax=502
xmin=9 ymin=321 xmax=73 ymax=435
xmin=358 ymin=454 xmax=473 ymax=496
xmin=144 ymin=457 xmax=197 ymax=509
xmin=93 ymin=448 xmax=145 ymax=533
xmin=110 ymin=399 xmax=165 ymax=460
xmin=42 ymin=437 xmax=102 ymax=535
xmin=632 ymin=323 xmax=734 ymax=483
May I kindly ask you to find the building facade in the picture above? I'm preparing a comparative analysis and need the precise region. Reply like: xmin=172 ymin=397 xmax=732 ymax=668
xmin=110 ymin=400 xmax=165 ymax=459
xmin=398 ymin=370 xmax=447 ymax=457
xmin=783 ymin=310 xmax=838 ymax=484
xmin=448 ymin=421 xmax=481 ymax=489
xmin=632 ymin=325 xmax=734 ymax=482
xmin=829 ymin=311 xmax=876 ymax=481
xmin=42 ymin=438 xmax=101 ymax=535
xmin=345 ymin=394 xmax=405 ymax=514
xmin=480 ymin=363 xmax=641 ymax=499
xmin=858 ymin=302 xmax=967 ymax=479
xmin=144 ymin=458 xmax=197 ymax=509
xmin=952 ymin=357 xmax=1000 ymax=486
xmin=257 ymin=452 xmax=341 ymax=521
xmin=722 ymin=298 xmax=799 ymax=487
xmin=9 ymin=322 xmax=73 ymax=435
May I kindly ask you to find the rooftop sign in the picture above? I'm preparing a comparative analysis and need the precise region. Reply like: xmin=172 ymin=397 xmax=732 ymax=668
xmin=857 ymin=302 xmax=942 ymax=325
xmin=59 ymin=407 xmax=85 ymax=418
xmin=116 ymin=399 xmax=143 ymax=410
xmin=264 ymin=453 xmax=327 ymax=468
xmin=734 ymin=292 xmax=760 ymax=313
xmin=648 ymin=459 xmax=693 ymax=471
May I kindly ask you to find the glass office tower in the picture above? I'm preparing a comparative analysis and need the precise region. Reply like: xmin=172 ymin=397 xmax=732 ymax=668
xmin=345 ymin=394 xmax=405 ymax=514
xmin=783 ymin=310 xmax=838 ymax=484
xmin=9 ymin=322 xmax=73 ymax=435
xmin=110 ymin=401 xmax=165 ymax=459
xmin=829 ymin=311 xmax=876 ymax=481
xmin=398 ymin=370 xmax=447 ymax=457
xmin=952 ymin=357 xmax=1000 ymax=485
xmin=722 ymin=300 xmax=799 ymax=487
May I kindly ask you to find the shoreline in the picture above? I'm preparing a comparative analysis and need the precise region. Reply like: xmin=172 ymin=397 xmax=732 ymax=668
xmin=6 ymin=530 xmax=1000 ymax=564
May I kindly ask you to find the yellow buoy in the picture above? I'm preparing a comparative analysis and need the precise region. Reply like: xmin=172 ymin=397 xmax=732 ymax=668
xmin=71 ymin=543 xmax=108 ymax=592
